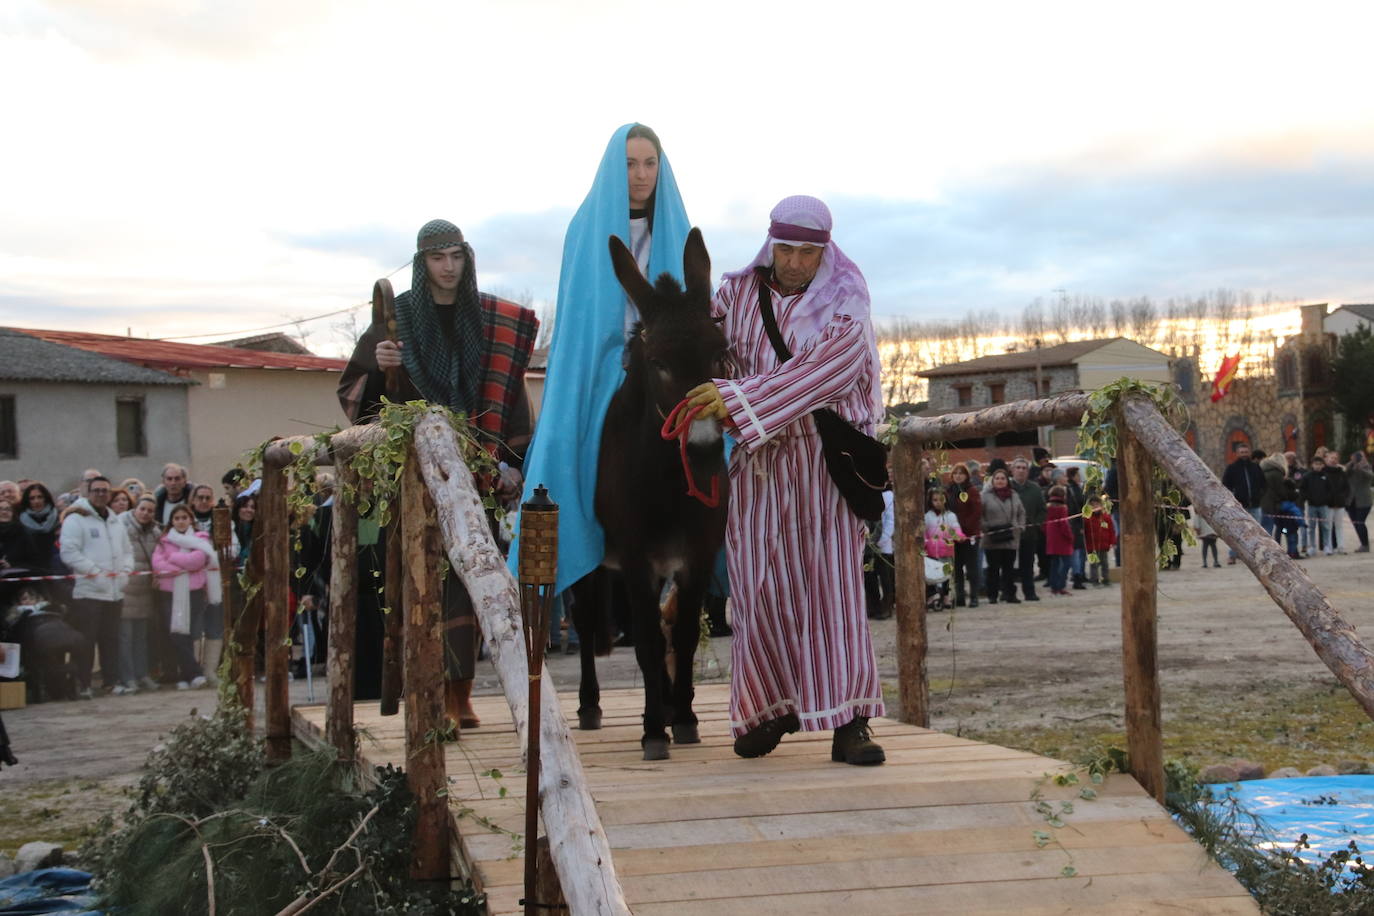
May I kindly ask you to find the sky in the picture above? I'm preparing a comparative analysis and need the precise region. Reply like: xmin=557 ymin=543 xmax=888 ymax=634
xmin=3 ymin=0 xmax=1374 ymax=357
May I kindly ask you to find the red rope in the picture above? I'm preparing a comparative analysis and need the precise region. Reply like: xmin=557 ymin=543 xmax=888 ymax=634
xmin=660 ymin=399 xmax=721 ymax=508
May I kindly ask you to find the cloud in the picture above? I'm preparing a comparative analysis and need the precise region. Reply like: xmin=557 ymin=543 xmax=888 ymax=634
xmin=835 ymin=153 xmax=1374 ymax=321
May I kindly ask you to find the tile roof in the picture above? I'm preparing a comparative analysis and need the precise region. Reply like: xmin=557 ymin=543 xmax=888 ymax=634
xmin=1330 ymin=303 xmax=1374 ymax=321
xmin=917 ymin=338 xmax=1123 ymax=378
xmin=6 ymin=327 xmax=347 ymax=372
xmin=0 ymin=328 xmax=190 ymax=385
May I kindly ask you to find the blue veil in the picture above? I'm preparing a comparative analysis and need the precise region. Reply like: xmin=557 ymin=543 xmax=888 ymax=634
xmin=512 ymin=124 xmax=692 ymax=593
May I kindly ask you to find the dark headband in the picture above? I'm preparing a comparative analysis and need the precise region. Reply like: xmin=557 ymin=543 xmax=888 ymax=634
xmin=418 ymin=230 xmax=465 ymax=253
xmin=769 ymin=220 xmax=830 ymax=244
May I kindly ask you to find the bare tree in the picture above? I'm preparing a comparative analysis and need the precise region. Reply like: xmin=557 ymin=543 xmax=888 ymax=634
xmin=332 ymin=307 xmax=365 ymax=352
xmin=1048 ymin=296 xmax=1073 ymax=344
xmin=1109 ymin=299 xmax=1128 ymax=336
xmin=1128 ymin=297 xmax=1159 ymax=343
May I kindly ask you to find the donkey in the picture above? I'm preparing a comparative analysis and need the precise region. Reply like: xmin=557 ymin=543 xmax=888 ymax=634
xmin=571 ymin=227 xmax=730 ymax=761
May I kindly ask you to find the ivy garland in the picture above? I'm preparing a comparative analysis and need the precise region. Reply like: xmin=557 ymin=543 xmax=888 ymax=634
xmin=1075 ymin=379 xmax=1196 ymax=569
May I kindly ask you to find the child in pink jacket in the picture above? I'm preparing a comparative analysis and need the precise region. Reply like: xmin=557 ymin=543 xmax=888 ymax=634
xmin=924 ymin=488 xmax=965 ymax=610
xmin=152 ymin=505 xmax=217 ymax=689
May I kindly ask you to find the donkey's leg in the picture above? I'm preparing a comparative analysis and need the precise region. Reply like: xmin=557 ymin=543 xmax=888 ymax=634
xmin=669 ymin=573 xmax=706 ymax=745
xmin=625 ymin=564 xmax=671 ymax=760
xmin=569 ymin=573 xmax=602 ymax=730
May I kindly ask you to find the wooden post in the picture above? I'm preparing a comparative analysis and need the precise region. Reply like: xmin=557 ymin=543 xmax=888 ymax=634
xmin=401 ymin=444 xmax=449 ymax=881
xmin=1120 ymin=395 xmax=1374 ymax=721
xmin=533 ymin=838 xmax=567 ymax=912
xmin=379 ymin=521 xmax=404 ymax=717
xmin=1118 ymin=425 xmax=1164 ymax=803
xmin=211 ymin=506 xmax=235 ymax=681
xmin=234 ymin=504 xmax=266 ymax=730
xmin=894 ymin=438 xmax=929 ymax=727
xmin=261 ymin=462 xmax=292 ymax=764
xmin=326 ymin=463 xmax=360 ymax=761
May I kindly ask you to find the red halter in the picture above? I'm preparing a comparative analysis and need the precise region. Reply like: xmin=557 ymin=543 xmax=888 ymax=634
xmin=660 ymin=398 xmax=722 ymax=508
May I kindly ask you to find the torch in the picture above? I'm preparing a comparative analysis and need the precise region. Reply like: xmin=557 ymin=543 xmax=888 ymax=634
xmin=518 ymin=485 xmax=558 ymax=916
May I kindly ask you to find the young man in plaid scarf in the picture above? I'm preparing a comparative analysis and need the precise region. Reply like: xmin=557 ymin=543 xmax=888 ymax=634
xmin=340 ymin=219 xmax=538 ymax=729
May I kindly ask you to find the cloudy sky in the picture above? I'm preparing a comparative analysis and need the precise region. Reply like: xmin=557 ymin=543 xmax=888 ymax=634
xmin=3 ymin=0 xmax=1373 ymax=355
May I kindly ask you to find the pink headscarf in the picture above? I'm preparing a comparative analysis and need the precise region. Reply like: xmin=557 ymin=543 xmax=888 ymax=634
xmin=725 ymin=195 xmax=883 ymax=417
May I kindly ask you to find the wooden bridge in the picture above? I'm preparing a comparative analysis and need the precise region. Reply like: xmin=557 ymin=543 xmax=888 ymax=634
xmin=231 ymin=392 xmax=1374 ymax=914
xmin=293 ymin=683 xmax=1256 ymax=914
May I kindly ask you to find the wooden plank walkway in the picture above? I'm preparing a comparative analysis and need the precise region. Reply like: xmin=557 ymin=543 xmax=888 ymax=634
xmin=292 ymin=683 xmax=1257 ymax=914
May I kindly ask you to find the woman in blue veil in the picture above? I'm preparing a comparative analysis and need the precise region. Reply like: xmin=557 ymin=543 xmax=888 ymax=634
xmin=513 ymin=124 xmax=692 ymax=595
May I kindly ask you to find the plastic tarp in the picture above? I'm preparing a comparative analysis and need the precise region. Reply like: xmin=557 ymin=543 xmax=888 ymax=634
xmin=0 ymin=869 xmax=100 ymax=916
xmin=1207 ymin=775 xmax=1374 ymax=874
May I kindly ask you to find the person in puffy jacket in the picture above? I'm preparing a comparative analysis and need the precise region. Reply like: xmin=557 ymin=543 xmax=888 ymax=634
xmin=152 ymin=504 xmax=218 ymax=689
xmin=1083 ymin=495 xmax=1118 ymax=586
xmin=1044 ymin=485 xmax=1075 ymax=595
xmin=58 ymin=476 xmax=133 ymax=696
xmin=981 ymin=469 xmax=1025 ymax=604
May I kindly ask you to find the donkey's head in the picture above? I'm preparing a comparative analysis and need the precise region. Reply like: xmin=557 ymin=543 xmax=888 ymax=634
xmin=609 ymin=228 xmax=730 ymax=446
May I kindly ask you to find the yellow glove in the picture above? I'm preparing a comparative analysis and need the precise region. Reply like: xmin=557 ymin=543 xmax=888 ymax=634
xmin=686 ymin=382 xmax=728 ymax=420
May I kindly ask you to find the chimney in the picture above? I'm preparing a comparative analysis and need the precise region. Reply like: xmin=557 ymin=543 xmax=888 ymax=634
xmin=1300 ymin=304 xmax=1327 ymax=339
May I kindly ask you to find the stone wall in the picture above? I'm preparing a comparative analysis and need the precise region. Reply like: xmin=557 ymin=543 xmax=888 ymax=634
xmin=926 ymin=365 xmax=1079 ymax=412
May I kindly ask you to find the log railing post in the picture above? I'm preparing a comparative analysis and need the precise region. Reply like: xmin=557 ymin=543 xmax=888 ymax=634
xmin=1118 ymin=424 xmax=1164 ymax=803
xmin=894 ymin=437 xmax=929 ymax=727
xmin=379 ymin=520 xmax=404 ymax=717
xmin=1120 ymin=395 xmax=1374 ymax=721
xmin=234 ymin=518 xmax=265 ymax=729
xmin=401 ymin=443 xmax=449 ymax=881
xmin=262 ymin=461 xmax=292 ymax=765
xmin=326 ymin=463 xmax=360 ymax=761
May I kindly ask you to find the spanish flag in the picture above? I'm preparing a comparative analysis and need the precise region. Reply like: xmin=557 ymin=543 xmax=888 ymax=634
xmin=1210 ymin=354 xmax=1242 ymax=403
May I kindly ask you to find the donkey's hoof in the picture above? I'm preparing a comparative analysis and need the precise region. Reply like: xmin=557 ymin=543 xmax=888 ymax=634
xmin=578 ymin=709 xmax=602 ymax=730
xmin=641 ymin=737 xmax=671 ymax=761
xmin=671 ymin=722 xmax=700 ymax=744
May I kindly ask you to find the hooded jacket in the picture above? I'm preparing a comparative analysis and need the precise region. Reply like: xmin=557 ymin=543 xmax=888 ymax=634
xmin=59 ymin=498 xmax=133 ymax=601
xmin=1260 ymin=454 xmax=1292 ymax=514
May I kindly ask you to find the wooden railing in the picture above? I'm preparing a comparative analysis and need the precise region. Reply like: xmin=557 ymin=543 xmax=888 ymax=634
xmin=233 ymin=410 xmax=631 ymax=915
xmin=893 ymin=392 xmax=1374 ymax=802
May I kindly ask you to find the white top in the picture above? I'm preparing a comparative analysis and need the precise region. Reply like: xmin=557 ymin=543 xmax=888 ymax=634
xmin=624 ymin=216 xmax=651 ymax=336
xmin=877 ymin=490 xmax=895 ymax=554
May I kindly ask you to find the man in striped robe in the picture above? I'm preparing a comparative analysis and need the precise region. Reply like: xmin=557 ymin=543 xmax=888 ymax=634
xmin=687 ymin=196 xmax=886 ymax=766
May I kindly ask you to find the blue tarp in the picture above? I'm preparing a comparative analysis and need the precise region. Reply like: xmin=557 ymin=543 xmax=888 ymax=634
xmin=0 ymin=869 xmax=100 ymax=916
xmin=1207 ymin=775 xmax=1374 ymax=874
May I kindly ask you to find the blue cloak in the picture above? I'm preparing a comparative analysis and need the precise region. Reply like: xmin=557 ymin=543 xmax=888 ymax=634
xmin=512 ymin=124 xmax=692 ymax=593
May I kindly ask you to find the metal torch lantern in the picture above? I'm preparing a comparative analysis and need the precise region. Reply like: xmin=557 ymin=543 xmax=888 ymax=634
xmin=517 ymin=485 xmax=558 ymax=916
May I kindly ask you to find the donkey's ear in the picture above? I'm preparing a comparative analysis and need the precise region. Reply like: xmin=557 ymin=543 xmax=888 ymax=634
xmin=682 ymin=227 xmax=711 ymax=300
xmin=608 ymin=235 xmax=655 ymax=315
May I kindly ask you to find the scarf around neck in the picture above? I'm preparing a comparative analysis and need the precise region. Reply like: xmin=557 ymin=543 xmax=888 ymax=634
xmin=20 ymin=506 xmax=57 ymax=533
xmin=163 ymin=528 xmax=222 ymax=635
xmin=993 ymin=485 xmax=1014 ymax=500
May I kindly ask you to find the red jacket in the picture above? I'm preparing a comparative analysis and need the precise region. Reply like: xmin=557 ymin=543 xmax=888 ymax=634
xmin=1084 ymin=509 xmax=1117 ymax=553
xmin=1045 ymin=502 xmax=1074 ymax=555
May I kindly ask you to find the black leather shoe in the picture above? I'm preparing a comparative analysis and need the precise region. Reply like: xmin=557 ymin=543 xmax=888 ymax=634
xmin=831 ymin=716 xmax=885 ymax=766
xmin=733 ymin=713 xmax=800 ymax=758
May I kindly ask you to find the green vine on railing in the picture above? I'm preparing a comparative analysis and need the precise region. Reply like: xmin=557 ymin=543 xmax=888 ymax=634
xmin=1076 ymin=379 xmax=1196 ymax=569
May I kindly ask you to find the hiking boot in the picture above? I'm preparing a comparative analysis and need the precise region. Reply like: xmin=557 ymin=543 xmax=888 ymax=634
xmin=733 ymin=713 xmax=800 ymax=758
xmin=832 ymin=716 xmax=885 ymax=766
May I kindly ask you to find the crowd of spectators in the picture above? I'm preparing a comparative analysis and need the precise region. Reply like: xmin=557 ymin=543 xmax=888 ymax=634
xmin=865 ymin=443 xmax=1370 ymax=618
xmin=0 ymin=463 xmax=262 ymax=702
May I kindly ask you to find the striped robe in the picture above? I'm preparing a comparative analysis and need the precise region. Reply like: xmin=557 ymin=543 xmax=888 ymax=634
xmin=712 ymin=270 xmax=885 ymax=736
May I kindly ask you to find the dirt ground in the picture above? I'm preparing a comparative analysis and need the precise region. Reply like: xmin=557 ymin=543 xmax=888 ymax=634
xmin=4 ymin=532 xmax=1372 ymax=857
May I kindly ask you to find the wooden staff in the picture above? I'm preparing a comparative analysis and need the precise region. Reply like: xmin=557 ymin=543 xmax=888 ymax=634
xmin=374 ymin=278 xmax=405 ymax=717
xmin=518 ymin=486 xmax=559 ymax=915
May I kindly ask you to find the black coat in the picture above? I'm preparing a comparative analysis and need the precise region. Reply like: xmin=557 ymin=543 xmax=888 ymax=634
xmin=1221 ymin=458 xmax=1266 ymax=509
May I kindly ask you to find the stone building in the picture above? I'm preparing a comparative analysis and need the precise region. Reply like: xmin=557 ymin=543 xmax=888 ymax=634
xmin=0 ymin=329 xmax=193 ymax=490
xmin=916 ymin=338 xmax=1172 ymax=464
xmin=1182 ymin=304 xmax=1339 ymax=470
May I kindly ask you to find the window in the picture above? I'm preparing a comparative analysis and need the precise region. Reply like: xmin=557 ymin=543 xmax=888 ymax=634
xmin=116 ymin=396 xmax=146 ymax=457
xmin=0 ymin=395 xmax=14 ymax=458
xmin=1039 ymin=376 xmax=1053 ymax=396
xmin=955 ymin=385 xmax=972 ymax=407
xmin=1276 ymin=352 xmax=1297 ymax=390
xmin=988 ymin=383 xmax=1006 ymax=404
